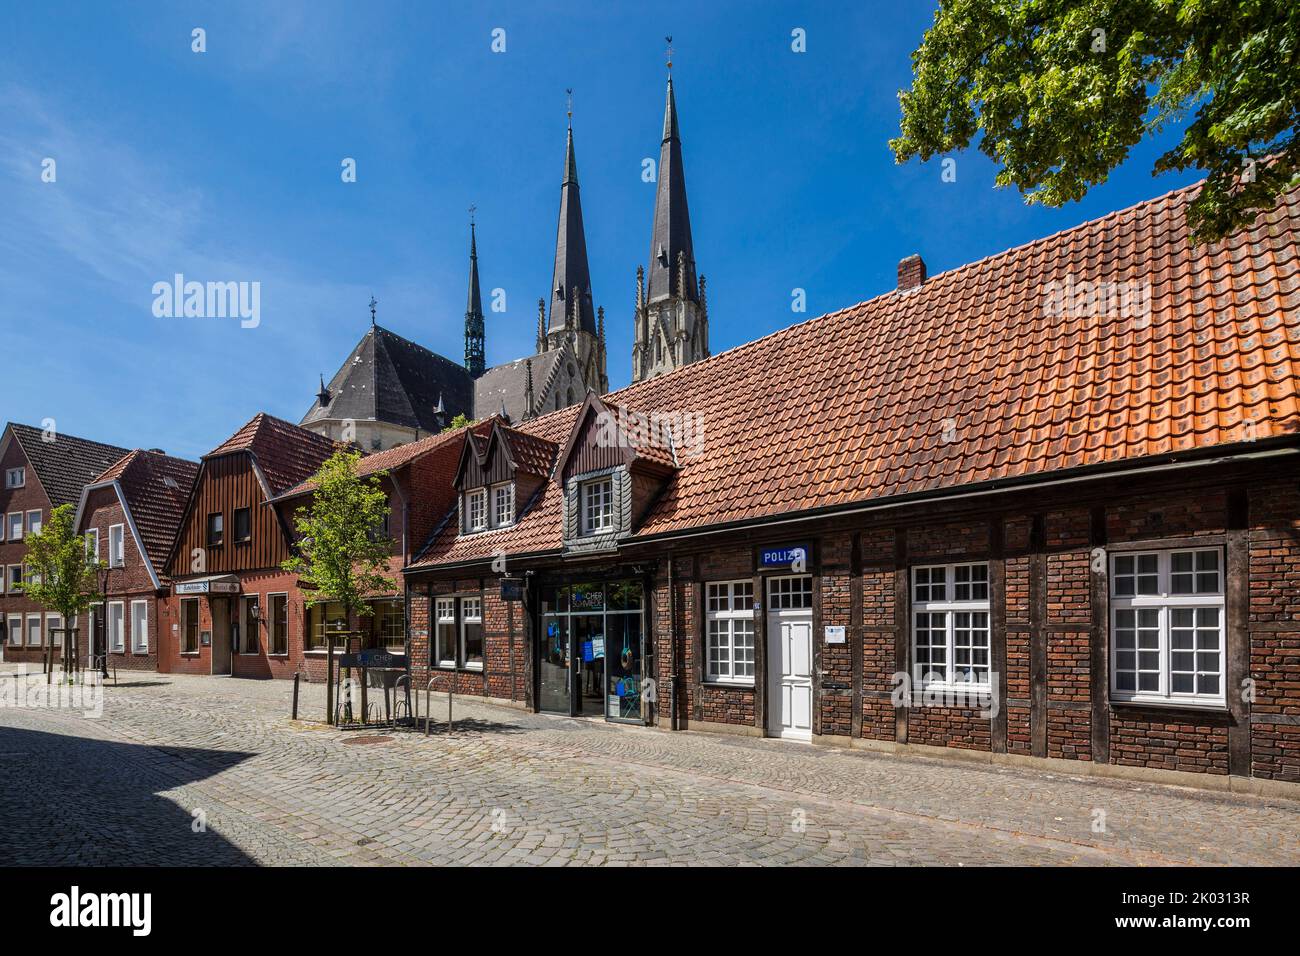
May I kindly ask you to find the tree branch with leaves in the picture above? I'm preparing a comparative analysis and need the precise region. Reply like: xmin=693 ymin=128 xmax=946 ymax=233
xmin=891 ymin=0 xmax=1300 ymax=243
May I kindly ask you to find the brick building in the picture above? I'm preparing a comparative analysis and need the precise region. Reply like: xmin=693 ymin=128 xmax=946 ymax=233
xmin=160 ymin=414 xmax=338 ymax=678
xmin=401 ymin=181 xmax=1300 ymax=792
xmin=73 ymin=449 xmax=199 ymax=672
xmin=0 ymin=423 xmax=129 ymax=665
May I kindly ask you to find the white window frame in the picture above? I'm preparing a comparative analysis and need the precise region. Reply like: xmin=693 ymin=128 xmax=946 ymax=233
xmin=108 ymin=523 xmax=125 ymax=568
xmin=911 ymin=562 xmax=992 ymax=689
xmin=85 ymin=528 xmax=100 ymax=564
xmin=6 ymin=613 xmax=21 ymax=646
xmin=7 ymin=512 xmax=23 ymax=541
xmin=1110 ymin=548 xmax=1226 ymax=708
xmin=130 ymin=600 xmax=149 ymax=653
xmin=107 ymin=600 xmax=125 ymax=653
xmin=7 ymin=565 xmax=21 ymax=592
xmin=26 ymin=510 xmax=42 ymax=535
xmin=25 ymin=613 xmax=41 ymax=647
xmin=580 ymin=477 xmax=614 ymax=535
xmin=181 ymin=597 xmax=200 ymax=654
xmin=435 ymin=598 xmax=457 ymax=667
xmin=491 ymin=482 xmax=514 ymax=528
xmin=5 ymin=467 xmax=25 ymax=489
xmin=464 ymin=489 xmax=487 ymax=533
xmin=705 ymin=580 xmax=756 ymax=684
xmin=460 ymin=596 xmax=483 ymax=670
xmin=267 ymin=592 xmax=289 ymax=656
xmin=46 ymin=613 xmax=62 ymax=650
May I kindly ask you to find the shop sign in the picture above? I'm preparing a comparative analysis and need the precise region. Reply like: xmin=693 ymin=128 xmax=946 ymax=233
xmin=824 ymin=626 xmax=846 ymax=644
xmin=499 ymin=577 xmax=524 ymax=601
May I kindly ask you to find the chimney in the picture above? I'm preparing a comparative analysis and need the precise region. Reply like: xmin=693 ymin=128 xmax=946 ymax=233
xmin=897 ymin=254 xmax=927 ymax=291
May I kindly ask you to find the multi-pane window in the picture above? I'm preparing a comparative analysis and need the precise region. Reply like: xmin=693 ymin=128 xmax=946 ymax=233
xmin=26 ymin=510 xmax=42 ymax=535
xmin=706 ymin=581 xmax=755 ymax=683
xmin=26 ymin=614 xmax=41 ymax=647
xmin=465 ymin=489 xmax=487 ymax=532
xmin=306 ymin=602 xmax=347 ymax=650
xmin=912 ymin=563 xmax=991 ymax=686
xmin=374 ymin=599 xmax=404 ymax=650
xmin=767 ymin=575 xmax=813 ymax=610
xmin=131 ymin=601 xmax=148 ymax=653
xmin=435 ymin=598 xmax=457 ymax=665
xmin=7 ymin=513 xmax=22 ymax=540
xmin=268 ymin=594 xmax=289 ymax=655
xmin=493 ymin=482 xmax=514 ymax=528
xmin=5 ymin=467 xmax=24 ymax=488
xmin=6 ymin=566 xmax=19 ymax=592
xmin=461 ymin=597 xmax=483 ymax=668
xmin=233 ymin=508 xmax=251 ymax=543
xmin=238 ymin=596 xmax=259 ymax=654
xmin=108 ymin=524 xmax=125 ymax=567
xmin=1111 ymin=549 xmax=1224 ymax=705
xmin=181 ymin=598 xmax=199 ymax=654
xmin=85 ymin=528 xmax=100 ymax=565
xmin=581 ymin=478 xmax=614 ymax=534
xmin=7 ymin=614 xmax=22 ymax=646
xmin=207 ymin=512 xmax=224 ymax=547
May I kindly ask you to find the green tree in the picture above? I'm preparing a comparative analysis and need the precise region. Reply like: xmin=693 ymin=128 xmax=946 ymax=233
xmin=890 ymin=1 xmax=1300 ymax=243
xmin=282 ymin=448 xmax=394 ymax=721
xmin=444 ymin=413 xmax=474 ymax=431
xmin=19 ymin=503 xmax=103 ymax=678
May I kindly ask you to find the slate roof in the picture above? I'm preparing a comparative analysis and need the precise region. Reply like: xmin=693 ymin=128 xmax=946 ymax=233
xmin=5 ymin=423 xmax=131 ymax=508
xmin=300 ymin=324 xmax=474 ymax=433
xmin=410 ymin=181 xmax=1300 ymax=568
xmin=206 ymin=413 xmax=339 ymax=496
xmin=473 ymin=349 xmax=565 ymax=423
xmin=91 ymin=450 xmax=200 ymax=571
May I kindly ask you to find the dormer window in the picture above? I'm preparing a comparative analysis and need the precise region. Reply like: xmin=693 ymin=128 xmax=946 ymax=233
xmin=465 ymin=489 xmax=487 ymax=533
xmin=581 ymin=477 xmax=614 ymax=535
xmin=492 ymin=482 xmax=514 ymax=528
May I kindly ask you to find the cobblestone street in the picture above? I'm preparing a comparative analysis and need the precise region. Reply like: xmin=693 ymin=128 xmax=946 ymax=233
xmin=2 ymin=669 xmax=1298 ymax=866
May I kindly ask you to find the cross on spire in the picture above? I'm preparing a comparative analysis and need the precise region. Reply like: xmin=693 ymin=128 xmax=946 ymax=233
xmin=566 ymin=87 xmax=573 ymax=126
xmin=665 ymin=35 xmax=674 ymax=72
xmin=369 ymin=295 xmax=377 ymax=326
xmin=468 ymin=203 xmax=476 ymax=226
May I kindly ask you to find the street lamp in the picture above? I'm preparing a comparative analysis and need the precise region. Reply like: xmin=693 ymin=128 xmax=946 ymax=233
xmin=95 ymin=563 xmax=109 ymax=679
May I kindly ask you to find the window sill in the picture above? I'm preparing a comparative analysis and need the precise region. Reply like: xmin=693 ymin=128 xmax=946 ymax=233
xmin=703 ymin=679 xmax=756 ymax=689
xmin=1111 ymin=696 xmax=1228 ymax=714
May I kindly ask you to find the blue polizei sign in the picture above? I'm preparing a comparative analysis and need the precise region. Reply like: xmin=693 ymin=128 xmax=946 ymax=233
xmin=760 ymin=544 xmax=810 ymax=568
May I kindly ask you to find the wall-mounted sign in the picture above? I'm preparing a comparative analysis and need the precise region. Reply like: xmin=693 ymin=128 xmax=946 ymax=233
xmin=824 ymin=626 xmax=846 ymax=644
xmin=499 ymin=577 xmax=524 ymax=602
xmin=760 ymin=544 xmax=810 ymax=569
xmin=175 ymin=579 xmax=240 ymax=595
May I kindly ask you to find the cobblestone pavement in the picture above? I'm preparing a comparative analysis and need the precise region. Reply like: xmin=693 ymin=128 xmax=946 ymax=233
xmin=2 ymin=668 xmax=1298 ymax=866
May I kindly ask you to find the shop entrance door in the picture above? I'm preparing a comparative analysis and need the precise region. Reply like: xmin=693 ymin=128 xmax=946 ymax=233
xmin=537 ymin=581 xmax=643 ymax=721
xmin=538 ymin=615 xmax=571 ymax=714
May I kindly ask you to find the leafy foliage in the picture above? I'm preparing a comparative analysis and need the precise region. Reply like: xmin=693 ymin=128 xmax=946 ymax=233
xmin=444 ymin=413 xmax=474 ymax=431
xmin=19 ymin=503 xmax=103 ymax=626
xmin=890 ymin=0 xmax=1300 ymax=243
xmin=282 ymin=449 xmax=394 ymax=621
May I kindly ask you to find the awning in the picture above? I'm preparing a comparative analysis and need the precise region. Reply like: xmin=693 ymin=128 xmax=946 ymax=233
xmin=172 ymin=575 xmax=241 ymax=596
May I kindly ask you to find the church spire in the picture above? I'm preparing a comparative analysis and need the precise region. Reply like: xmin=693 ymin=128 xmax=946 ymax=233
xmin=646 ymin=74 xmax=697 ymax=304
xmin=548 ymin=93 xmax=596 ymax=339
xmin=464 ymin=210 xmax=485 ymax=378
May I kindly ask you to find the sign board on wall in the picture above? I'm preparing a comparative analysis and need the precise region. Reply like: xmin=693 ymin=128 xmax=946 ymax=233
xmin=499 ymin=577 xmax=524 ymax=602
xmin=759 ymin=544 xmax=810 ymax=569
xmin=824 ymin=626 xmax=846 ymax=644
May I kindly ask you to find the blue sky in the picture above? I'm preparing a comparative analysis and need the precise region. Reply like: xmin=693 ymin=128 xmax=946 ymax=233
xmin=0 ymin=0 xmax=1201 ymax=460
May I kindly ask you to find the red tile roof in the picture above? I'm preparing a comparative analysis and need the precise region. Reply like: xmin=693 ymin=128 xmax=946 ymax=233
xmin=411 ymin=181 xmax=1300 ymax=568
xmin=91 ymin=449 xmax=200 ymax=572
xmin=206 ymin=413 xmax=340 ymax=496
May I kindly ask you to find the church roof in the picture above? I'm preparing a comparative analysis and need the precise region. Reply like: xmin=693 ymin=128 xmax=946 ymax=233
xmin=473 ymin=348 xmax=568 ymax=423
xmin=548 ymin=125 xmax=597 ymax=336
xmin=300 ymin=323 xmax=474 ymax=433
xmin=646 ymin=77 xmax=698 ymax=303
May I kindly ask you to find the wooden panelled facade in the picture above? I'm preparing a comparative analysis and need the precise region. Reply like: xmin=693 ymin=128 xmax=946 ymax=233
xmin=167 ymin=454 xmax=290 ymax=578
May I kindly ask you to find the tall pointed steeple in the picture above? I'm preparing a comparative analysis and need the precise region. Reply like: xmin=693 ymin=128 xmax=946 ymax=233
xmin=632 ymin=54 xmax=709 ymax=385
xmin=646 ymin=76 xmax=697 ymax=304
xmin=547 ymin=99 xmax=596 ymax=340
xmin=464 ymin=212 xmax=485 ymax=378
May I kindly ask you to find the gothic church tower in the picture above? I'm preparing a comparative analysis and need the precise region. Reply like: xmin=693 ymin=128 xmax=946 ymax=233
xmin=632 ymin=74 xmax=709 ymax=383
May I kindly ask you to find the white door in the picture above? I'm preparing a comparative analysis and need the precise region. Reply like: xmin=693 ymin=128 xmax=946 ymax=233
xmin=767 ymin=606 xmax=813 ymax=740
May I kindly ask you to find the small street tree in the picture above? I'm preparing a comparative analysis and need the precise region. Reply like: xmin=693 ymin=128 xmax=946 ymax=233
xmin=19 ymin=503 xmax=104 ymax=681
xmin=444 ymin=413 xmax=474 ymax=431
xmin=282 ymin=448 xmax=394 ymax=723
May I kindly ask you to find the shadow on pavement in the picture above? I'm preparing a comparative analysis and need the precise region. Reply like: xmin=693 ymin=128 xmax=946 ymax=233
xmin=0 ymin=725 xmax=259 ymax=866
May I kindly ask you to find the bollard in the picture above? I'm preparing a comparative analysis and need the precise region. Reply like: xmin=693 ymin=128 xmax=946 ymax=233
xmin=291 ymin=672 xmax=300 ymax=720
